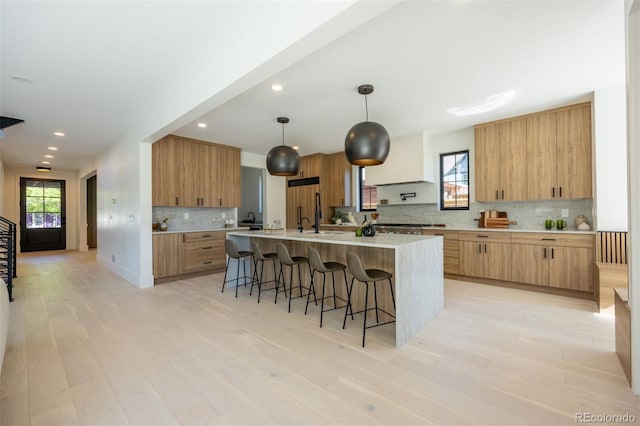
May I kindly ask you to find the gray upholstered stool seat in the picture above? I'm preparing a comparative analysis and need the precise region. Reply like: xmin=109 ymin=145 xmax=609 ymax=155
xmin=343 ymin=252 xmax=396 ymax=347
xmin=275 ymin=243 xmax=316 ymax=313
xmin=250 ymin=240 xmax=279 ymax=303
xmin=305 ymin=247 xmax=351 ymax=327
xmin=221 ymin=239 xmax=256 ymax=298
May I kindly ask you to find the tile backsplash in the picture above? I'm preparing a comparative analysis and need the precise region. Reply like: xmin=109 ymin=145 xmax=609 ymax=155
xmin=152 ymin=207 xmax=236 ymax=231
xmin=335 ymin=199 xmax=594 ymax=231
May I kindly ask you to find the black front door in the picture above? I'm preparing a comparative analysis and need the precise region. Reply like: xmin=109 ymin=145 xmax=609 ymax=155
xmin=20 ymin=177 xmax=66 ymax=252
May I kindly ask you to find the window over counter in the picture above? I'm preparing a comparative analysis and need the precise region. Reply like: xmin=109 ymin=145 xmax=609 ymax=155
xmin=359 ymin=167 xmax=377 ymax=211
xmin=440 ymin=150 xmax=469 ymax=210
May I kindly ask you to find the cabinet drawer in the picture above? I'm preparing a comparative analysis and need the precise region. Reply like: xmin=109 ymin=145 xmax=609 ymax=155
xmin=184 ymin=247 xmax=226 ymax=272
xmin=444 ymin=240 xmax=459 ymax=257
xmin=444 ymin=257 xmax=459 ymax=275
xmin=510 ymin=232 xmax=594 ymax=248
xmin=458 ymin=231 xmax=511 ymax=243
xmin=184 ymin=239 xmax=224 ymax=252
xmin=183 ymin=231 xmax=225 ymax=242
xmin=423 ymin=230 xmax=459 ymax=240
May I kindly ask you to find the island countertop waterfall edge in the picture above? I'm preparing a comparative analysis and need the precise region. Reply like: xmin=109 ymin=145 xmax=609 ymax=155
xmin=226 ymin=230 xmax=444 ymax=348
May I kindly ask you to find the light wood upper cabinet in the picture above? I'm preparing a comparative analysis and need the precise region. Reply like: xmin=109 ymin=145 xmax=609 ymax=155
xmin=477 ymin=102 xmax=592 ymax=202
xmin=556 ymin=104 xmax=592 ymax=199
xmin=475 ymin=120 xmax=527 ymax=202
xmin=326 ymin=152 xmax=352 ymax=207
xmin=526 ymin=112 xmax=557 ymax=200
xmin=152 ymin=136 xmax=183 ymax=206
xmin=152 ymin=135 xmax=241 ymax=207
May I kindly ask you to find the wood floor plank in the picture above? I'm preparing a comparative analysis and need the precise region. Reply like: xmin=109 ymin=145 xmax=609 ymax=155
xmin=1 ymin=250 xmax=638 ymax=425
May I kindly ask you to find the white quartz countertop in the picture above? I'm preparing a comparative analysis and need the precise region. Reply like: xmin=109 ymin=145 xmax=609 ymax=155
xmin=423 ymin=226 xmax=596 ymax=235
xmin=153 ymin=227 xmax=242 ymax=235
xmin=226 ymin=229 xmax=439 ymax=249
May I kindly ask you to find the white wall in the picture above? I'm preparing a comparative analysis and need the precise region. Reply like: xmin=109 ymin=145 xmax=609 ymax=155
xmin=3 ymin=167 xmax=79 ymax=251
xmin=594 ymin=85 xmax=628 ymax=231
xmin=241 ymin=151 xmax=286 ymax=227
xmin=94 ymin=139 xmax=153 ymax=288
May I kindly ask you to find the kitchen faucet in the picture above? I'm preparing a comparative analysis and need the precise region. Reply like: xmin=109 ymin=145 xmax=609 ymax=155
xmin=314 ymin=192 xmax=322 ymax=234
xmin=298 ymin=217 xmax=310 ymax=232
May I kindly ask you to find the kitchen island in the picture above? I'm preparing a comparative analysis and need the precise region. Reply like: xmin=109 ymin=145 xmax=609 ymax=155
xmin=226 ymin=230 xmax=444 ymax=347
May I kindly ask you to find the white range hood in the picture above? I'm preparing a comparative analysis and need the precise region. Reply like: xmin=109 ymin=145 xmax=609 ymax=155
xmin=365 ymin=131 xmax=435 ymax=186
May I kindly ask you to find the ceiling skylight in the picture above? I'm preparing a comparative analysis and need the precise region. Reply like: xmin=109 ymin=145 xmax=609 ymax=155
xmin=447 ymin=90 xmax=516 ymax=116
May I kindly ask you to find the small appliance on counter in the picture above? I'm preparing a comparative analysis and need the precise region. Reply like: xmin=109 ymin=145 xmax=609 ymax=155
xmin=475 ymin=211 xmax=517 ymax=229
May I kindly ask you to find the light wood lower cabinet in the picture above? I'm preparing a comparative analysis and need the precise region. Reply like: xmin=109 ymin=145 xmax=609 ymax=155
xmin=458 ymin=231 xmax=511 ymax=281
xmin=510 ymin=232 xmax=594 ymax=292
xmin=153 ymin=230 xmax=227 ymax=282
xmin=423 ymin=230 xmax=459 ymax=275
xmin=183 ymin=231 xmax=226 ymax=273
xmin=153 ymin=233 xmax=184 ymax=279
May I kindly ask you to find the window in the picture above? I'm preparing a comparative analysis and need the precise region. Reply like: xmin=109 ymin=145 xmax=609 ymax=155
xmin=440 ymin=150 xmax=469 ymax=210
xmin=359 ymin=167 xmax=377 ymax=211
xmin=25 ymin=179 xmax=63 ymax=228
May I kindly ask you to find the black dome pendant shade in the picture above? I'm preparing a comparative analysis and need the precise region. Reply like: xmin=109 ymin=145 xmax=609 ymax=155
xmin=267 ymin=117 xmax=300 ymax=176
xmin=344 ymin=84 xmax=390 ymax=166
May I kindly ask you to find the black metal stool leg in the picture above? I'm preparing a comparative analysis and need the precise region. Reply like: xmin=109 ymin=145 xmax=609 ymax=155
xmin=389 ymin=278 xmax=396 ymax=312
xmin=373 ymin=281 xmax=379 ymax=323
xmin=309 ymin=263 xmax=317 ymax=306
xmin=221 ymin=259 xmax=230 ymax=293
xmin=362 ymin=281 xmax=369 ymax=348
xmin=288 ymin=265 xmax=294 ymax=313
xmin=275 ymin=264 xmax=284 ymax=304
xmin=332 ymin=272 xmax=337 ymax=307
xmin=319 ymin=273 xmax=327 ymax=327
xmin=235 ymin=257 xmax=241 ymax=298
xmin=343 ymin=278 xmax=355 ymax=329
xmin=305 ymin=269 xmax=315 ymax=315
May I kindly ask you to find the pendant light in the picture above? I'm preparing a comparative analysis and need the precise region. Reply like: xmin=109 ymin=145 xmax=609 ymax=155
xmin=344 ymin=84 xmax=390 ymax=166
xmin=266 ymin=117 xmax=300 ymax=176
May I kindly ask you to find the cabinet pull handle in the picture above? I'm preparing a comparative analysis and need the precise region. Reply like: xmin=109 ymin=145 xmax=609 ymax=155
xmin=477 ymin=235 xmax=489 ymax=238
xmin=203 ymin=261 xmax=212 ymax=265
xmin=543 ymin=247 xmax=547 ymax=258
xmin=495 ymin=190 xmax=499 ymax=200
xmin=552 ymin=187 xmax=555 ymax=198
xmin=182 ymin=234 xmax=185 ymax=242
xmin=478 ymin=244 xmax=482 ymax=254
xmin=219 ymin=198 xmax=222 ymax=206
xmin=435 ymin=233 xmax=444 ymax=236
xmin=559 ymin=187 xmax=562 ymax=197
xmin=175 ymin=197 xmax=179 ymax=206
xmin=202 ymin=234 xmax=212 ymax=238
xmin=484 ymin=244 xmax=487 ymax=253
xmin=551 ymin=248 xmax=554 ymax=259
xmin=501 ymin=190 xmax=504 ymax=199
xmin=202 ymin=246 xmax=212 ymax=250
xmin=542 ymin=238 xmax=556 ymax=241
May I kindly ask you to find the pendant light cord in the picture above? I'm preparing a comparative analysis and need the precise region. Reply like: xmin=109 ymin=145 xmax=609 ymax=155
xmin=364 ymin=94 xmax=369 ymax=121
xmin=282 ymin=122 xmax=285 ymax=146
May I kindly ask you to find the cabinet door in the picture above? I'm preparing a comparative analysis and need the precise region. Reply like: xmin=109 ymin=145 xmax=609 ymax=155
xmin=526 ymin=112 xmax=557 ymax=200
xmin=326 ymin=152 xmax=351 ymax=207
xmin=217 ymin=146 xmax=241 ymax=207
xmin=549 ymin=246 xmax=594 ymax=292
xmin=181 ymin=141 xmax=209 ymax=207
xmin=459 ymin=241 xmax=484 ymax=278
xmin=152 ymin=137 xmax=182 ymax=206
xmin=500 ymin=119 xmax=528 ymax=201
xmin=475 ymin=125 xmax=501 ymax=202
xmin=153 ymin=233 xmax=184 ymax=278
xmin=511 ymin=244 xmax=547 ymax=286
xmin=286 ymin=185 xmax=301 ymax=230
xmin=483 ymin=242 xmax=511 ymax=281
xmin=556 ymin=105 xmax=592 ymax=199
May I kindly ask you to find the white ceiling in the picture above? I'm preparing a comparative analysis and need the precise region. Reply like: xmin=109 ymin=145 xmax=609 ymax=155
xmin=0 ymin=1 xmax=625 ymax=170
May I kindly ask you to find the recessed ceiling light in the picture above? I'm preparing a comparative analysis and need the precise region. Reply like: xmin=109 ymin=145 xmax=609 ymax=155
xmin=53 ymin=131 xmax=65 ymax=137
xmin=292 ymin=146 xmax=300 ymax=150
xmin=271 ymin=84 xmax=283 ymax=92
xmin=447 ymin=90 xmax=516 ymax=116
xmin=36 ymin=166 xmax=51 ymax=172
xmin=197 ymin=123 xmax=207 ymax=128
xmin=48 ymin=146 xmax=58 ymax=151
xmin=44 ymin=154 xmax=54 ymax=158
xmin=42 ymin=161 xmax=50 ymax=165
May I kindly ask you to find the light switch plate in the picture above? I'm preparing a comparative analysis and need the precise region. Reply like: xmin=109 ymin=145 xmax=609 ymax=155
xmin=561 ymin=209 xmax=569 ymax=217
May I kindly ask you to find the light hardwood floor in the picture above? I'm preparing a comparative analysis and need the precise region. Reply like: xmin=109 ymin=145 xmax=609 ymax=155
xmin=1 ymin=250 xmax=638 ymax=425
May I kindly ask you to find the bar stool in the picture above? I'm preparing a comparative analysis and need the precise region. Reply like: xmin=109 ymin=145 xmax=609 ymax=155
xmin=305 ymin=247 xmax=352 ymax=327
xmin=221 ymin=239 xmax=255 ymax=298
xmin=275 ymin=243 xmax=316 ymax=313
xmin=343 ymin=252 xmax=396 ymax=347
xmin=250 ymin=240 xmax=279 ymax=303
